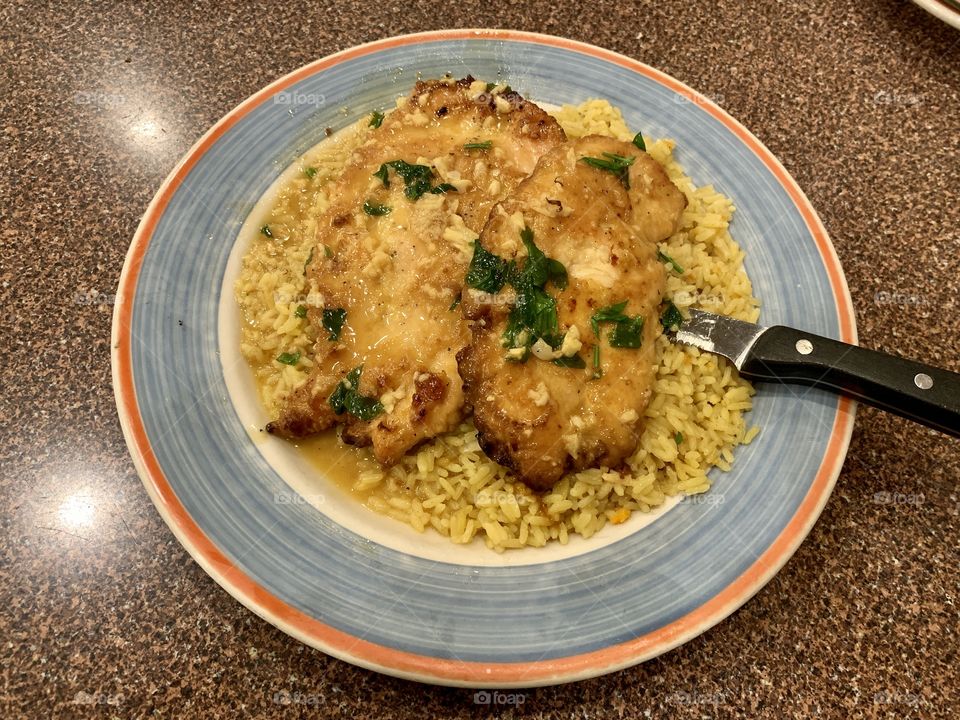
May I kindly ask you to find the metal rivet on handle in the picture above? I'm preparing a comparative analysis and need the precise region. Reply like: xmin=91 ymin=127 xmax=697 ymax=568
xmin=795 ymin=339 xmax=813 ymax=355
xmin=914 ymin=373 xmax=933 ymax=390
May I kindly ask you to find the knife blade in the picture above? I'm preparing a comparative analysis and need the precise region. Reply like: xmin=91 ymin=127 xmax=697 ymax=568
xmin=669 ymin=308 xmax=960 ymax=438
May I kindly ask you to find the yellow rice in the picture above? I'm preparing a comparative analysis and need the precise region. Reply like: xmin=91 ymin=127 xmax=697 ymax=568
xmin=235 ymin=99 xmax=761 ymax=552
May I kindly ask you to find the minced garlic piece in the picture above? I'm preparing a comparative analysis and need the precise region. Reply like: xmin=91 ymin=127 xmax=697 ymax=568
xmin=494 ymin=95 xmax=513 ymax=114
xmin=559 ymin=325 xmax=582 ymax=357
xmin=619 ymin=409 xmax=639 ymax=423
xmin=468 ymin=79 xmax=487 ymax=100
xmin=527 ymin=382 xmax=550 ymax=407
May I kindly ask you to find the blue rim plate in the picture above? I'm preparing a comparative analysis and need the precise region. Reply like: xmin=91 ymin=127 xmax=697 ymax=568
xmin=112 ymin=29 xmax=857 ymax=687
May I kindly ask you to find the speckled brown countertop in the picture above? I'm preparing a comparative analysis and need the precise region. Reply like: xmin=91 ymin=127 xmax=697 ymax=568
xmin=1 ymin=0 xmax=958 ymax=717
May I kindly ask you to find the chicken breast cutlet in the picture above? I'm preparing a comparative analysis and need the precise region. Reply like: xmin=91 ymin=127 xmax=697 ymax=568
xmin=266 ymin=78 xmax=565 ymax=464
xmin=457 ymin=135 xmax=687 ymax=490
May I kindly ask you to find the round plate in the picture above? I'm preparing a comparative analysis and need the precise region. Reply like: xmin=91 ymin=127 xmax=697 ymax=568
xmin=112 ymin=29 xmax=857 ymax=687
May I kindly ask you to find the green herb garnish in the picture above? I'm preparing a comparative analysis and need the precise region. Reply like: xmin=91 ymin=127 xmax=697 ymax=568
xmin=657 ymin=249 xmax=684 ymax=274
xmin=328 ymin=365 xmax=384 ymax=421
xmin=304 ymin=166 xmax=318 ymax=179
xmin=592 ymin=300 xmax=644 ymax=348
xmin=465 ymin=240 xmax=510 ymax=293
xmin=260 ymin=224 xmax=273 ymax=238
xmin=369 ymin=111 xmax=385 ymax=128
xmin=324 ymin=245 xmax=333 ymax=258
xmin=553 ymin=354 xmax=586 ymax=369
xmin=520 ymin=226 xmax=567 ymax=290
xmin=580 ymin=152 xmax=636 ymax=189
xmin=303 ymin=247 xmax=314 ymax=273
xmin=322 ymin=308 xmax=347 ymax=340
xmin=373 ymin=160 xmax=455 ymax=201
xmin=660 ymin=300 xmax=684 ymax=331
xmin=362 ymin=200 xmax=392 ymax=216
xmin=276 ymin=351 xmax=300 ymax=366
xmin=632 ymin=131 xmax=646 ymax=151
xmin=465 ymin=227 xmax=569 ymax=358
xmin=463 ymin=140 xmax=492 ymax=151
xmin=294 ymin=305 xmax=308 ymax=319
xmin=674 ymin=431 xmax=683 ymax=445
xmin=485 ymin=82 xmax=496 ymax=92
xmin=449 ymin=295 xmax=461 ymax=311
xmin=592 ymin=345 xmax=602 ymax=379
xmin=608 ymin=316 xmax=644 ymax=348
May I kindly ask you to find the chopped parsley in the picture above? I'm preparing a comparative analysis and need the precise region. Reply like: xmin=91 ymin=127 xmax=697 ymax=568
xmin=463 ymin=140 xmax=492 ymax=151
xmin=632 ymin=131 xmax=646 ymax=151
xmin=449 ymin=295 xmax=461 ymax=312
xmin=579 ymin=152 xmax=636 ymax=189
xmin=657 ymin=249 xmax=684 ymax=274
xmin=660 ymin=300 xmax=684 ymax=331
xmin=323 ymin=244 xmax=333 ymax=258
xmin=372 ymin=160 xmax=456 ymax=201
xmin=294 ymin=305 xmax=308 ymax=319
xmin=303 ymin=247 xmax=314 ymax=272
xmin=608 ymin=316 xmax=644 ymax=348
xmin=591 ymin=300 xmax=644 ymax=349
xmin=373 ymin=164 xmax=390 ymax=187
xmin=362 ymin=200 xmax=391 ymax=216
xmin=465 ymin=240 xmax=510 ymax=293
xmin=500 ymin=227 xmax=567 ymax=354
xmin=260 ymin=224 xmax=273 ymax=238
xmin=519 ymin=227 xmax=567 ymax=290
xmin=328 ymin=365 xmax=384 ymax=421
xmin=553 ymin=354 xmax=586 ymax=369
xmin=304 ymin=166 xmax=318 ymax=179
xmin=485 ymin=82 xmax=496 ymax=92
xmin=276 ymin=351 xmax=300 ymax=366
xmin=369 ymin=110 xmax=385 ymax=128
xmin=321 ymin=308 xmax=347 ymax=340
xmin=465 ymin=227 xmax=570 ymax=362
xmin=592 ymin=344 xmax=602 ymax=379
xmin=674 ymin=431 xmax=684 ymax=445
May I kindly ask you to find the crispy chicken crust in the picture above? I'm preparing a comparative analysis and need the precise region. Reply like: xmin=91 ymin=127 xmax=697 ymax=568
xmin=457 ymin=135 xmax=687 ymax=490
xmin=266 ymin=78 xmax=565 ymax=464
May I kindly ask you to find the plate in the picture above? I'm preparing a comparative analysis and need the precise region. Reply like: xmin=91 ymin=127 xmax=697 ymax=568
xmin=112 ymin=29 xmax=857 ymax=687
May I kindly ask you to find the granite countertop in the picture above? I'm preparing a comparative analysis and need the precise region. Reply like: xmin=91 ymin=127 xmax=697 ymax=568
xmin=2 ymin=0 xmax=958 ymax=717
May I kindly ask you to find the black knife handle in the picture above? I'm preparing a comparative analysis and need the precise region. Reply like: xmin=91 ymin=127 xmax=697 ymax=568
xmin=740 ymin=326 xmax=960 ymax=439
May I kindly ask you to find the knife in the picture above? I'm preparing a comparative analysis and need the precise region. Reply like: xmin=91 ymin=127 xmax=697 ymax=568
xmin=670 ymin=308 xmax=960 ymax=438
